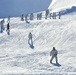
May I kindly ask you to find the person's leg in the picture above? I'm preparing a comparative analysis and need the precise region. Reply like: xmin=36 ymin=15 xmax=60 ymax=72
xmin=1 ymin=26 xmax=3 ymax=33
xmin=31 ymin=38 xmax=33 ymax=45
xmin=2 ymin=25 xmax=5 ymax=31
xmin=7 ymin=29 xmax=10 ymax=35
xmin=55 ymin=56 xmax=58 ymax=64
xmin=28 ymin=38 xmax=30 ymax=44
xmin=50 ymin=56 xmax=54 ymax=63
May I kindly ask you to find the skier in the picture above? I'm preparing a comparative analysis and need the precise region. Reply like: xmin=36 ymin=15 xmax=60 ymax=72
xmin=50 ymin=47 xmax=58 ymax=64
xmin=6 ymin=23 xmax=10 ymax=35
xmin=0 ymin=19 xmax=5 ymax=33
xmin=28 ymin=32 xmax=33 ymax=45
xmin=0 ymin=21 xmax=2 ymax=33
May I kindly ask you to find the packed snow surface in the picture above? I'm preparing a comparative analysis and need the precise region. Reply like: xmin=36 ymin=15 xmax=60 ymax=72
xmin=0 ymin=13 xmax=76 ymax=75
xmin=0 ymin=0 xmax=76 ymax=75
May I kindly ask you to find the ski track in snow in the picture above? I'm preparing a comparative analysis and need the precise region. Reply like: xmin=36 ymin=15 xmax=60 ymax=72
xmin=0 ymin=14 xmax=76 ymax=74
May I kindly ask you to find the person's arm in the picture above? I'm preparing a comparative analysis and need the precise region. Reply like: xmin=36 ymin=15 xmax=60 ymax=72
xmin=55 ymin=50 xmax=58 ymax=55
xmin=50 ymin=50 xmax=52 ymax=56
xmin=56 ymin=50 xmax=58 ymax=54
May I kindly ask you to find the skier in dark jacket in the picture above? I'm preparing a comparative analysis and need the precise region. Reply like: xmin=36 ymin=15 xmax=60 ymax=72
xmin=0 ymin=19 xmax=5 ymax=33
xmin=7 ymin=23 xmax=10 ymax=30
xmin=50 ymin=47 xmax=58 ymax=64
xmin=6 ymin=23 xmax=10 ymax=35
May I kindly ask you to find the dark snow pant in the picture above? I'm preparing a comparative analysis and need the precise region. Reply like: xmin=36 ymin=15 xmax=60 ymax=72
xmin=28 ymin=38 xmax=33 ymax=45
xmin=50 ymin=55 xmax=58 ymax=64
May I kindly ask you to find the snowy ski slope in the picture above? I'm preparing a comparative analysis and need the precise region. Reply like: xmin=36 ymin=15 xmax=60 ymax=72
xmin=0 ymin=13 xmax=76 ymax=75
xmin=0 ymin=0 xmax=76 ymax=75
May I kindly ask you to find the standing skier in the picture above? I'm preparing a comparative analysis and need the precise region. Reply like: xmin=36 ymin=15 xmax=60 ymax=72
xmin=50 ymin=47 xmax=58 ymax=64
xmin=0 ymin=19 xmax=5 ymax=33
xmin=28 ymin=32 xmax=33 ymax=45
xmin=6 ymin=23 xmax=10 ymax=35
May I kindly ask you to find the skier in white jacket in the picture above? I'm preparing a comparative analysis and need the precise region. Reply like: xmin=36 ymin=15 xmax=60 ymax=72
xmin=50 ymin=47 xmax=58 ymax=64
xmin=28 ymin=32 xmax=33 ymax=45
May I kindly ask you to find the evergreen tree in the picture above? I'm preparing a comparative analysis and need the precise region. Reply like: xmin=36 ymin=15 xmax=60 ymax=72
xmin=25 ymin=14 xmax=28 ymax=21
xmin=21 ymin=14 xmax=24 ymax=21
xmin=50 ymin=13 xmax=52 ymax=19
xmin=59 ymin=12 xmax=61 ymax=19
xmin=52 ymin=12 xmax=56 ymax=19
xmin=45 ymin=9 xmax=49 ymax=19
xmin=37 ymin=13 xmax=42 ymax=20
xmin=30 ymin=13 xmax=34 ymax=20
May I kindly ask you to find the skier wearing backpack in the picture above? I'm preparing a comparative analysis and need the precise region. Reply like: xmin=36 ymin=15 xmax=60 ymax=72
xmin=50 ymin=47 xmax=58 ymax=64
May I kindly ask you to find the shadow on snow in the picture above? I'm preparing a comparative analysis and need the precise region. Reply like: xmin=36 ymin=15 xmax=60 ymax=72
xmin=51 ymin=63 xmax=61 ymax=67
xmin=28 ymin=43 xmax=34 ymax=49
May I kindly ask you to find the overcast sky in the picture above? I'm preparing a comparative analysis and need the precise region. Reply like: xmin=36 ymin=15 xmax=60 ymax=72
xmin=0 ymin=0 xmax=52 ymax=18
